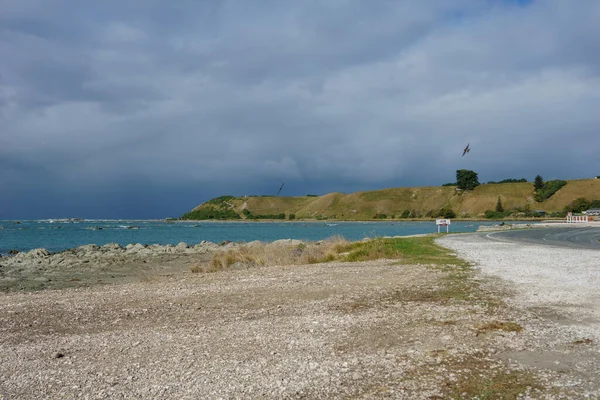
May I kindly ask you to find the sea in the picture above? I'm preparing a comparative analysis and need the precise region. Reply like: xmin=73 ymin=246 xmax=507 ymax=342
xmin=0 ymin=219 xmax=504 ymax=255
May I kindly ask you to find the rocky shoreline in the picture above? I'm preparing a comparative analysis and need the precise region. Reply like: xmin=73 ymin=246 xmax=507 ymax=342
xmin=0 ymin=239 xmax=307 ymax=292
xmin=0 ymin=241 xmax=217 ymax=292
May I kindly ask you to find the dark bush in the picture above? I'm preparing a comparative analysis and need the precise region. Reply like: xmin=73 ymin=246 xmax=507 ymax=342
xmin=206 ymin=196 xmax=235 ymax=206
xmin=437 ymin=207 xmax=456 ymax=219
xmin=484 ymin=210 xmax=510 ymax=219
xmin=549 ymin=211 xmax=567 ymax=218
xmin=564 ymin=198 xmax=600 ymax=213
xmin=487 ymin=178 xmax=527 ymax=184
xmin=181 ymin=208 xmax=241 ymax=220
xmin=246 ymin=213 xmax=286 ymax=220
xmin=535 ymin=180 xmax=567 ymax=202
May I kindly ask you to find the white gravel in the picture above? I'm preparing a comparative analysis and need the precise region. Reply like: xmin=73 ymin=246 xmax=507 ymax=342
xmin=438 ymin=233 xmax=600 ymax=330
xmin=439 ymin=233 xmax=600 ymax=396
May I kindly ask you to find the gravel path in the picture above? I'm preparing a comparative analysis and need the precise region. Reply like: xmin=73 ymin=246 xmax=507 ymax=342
xmin=439 ymin=233 xmax=600 ymax=397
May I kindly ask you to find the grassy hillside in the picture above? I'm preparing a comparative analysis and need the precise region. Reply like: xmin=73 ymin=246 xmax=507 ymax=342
xmin=182 ymin=178 xmax=600 ymax=220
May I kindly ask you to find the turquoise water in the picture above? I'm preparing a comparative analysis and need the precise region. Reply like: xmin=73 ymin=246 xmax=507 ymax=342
xmin=0 ymin=220 xmax=498 ymax=254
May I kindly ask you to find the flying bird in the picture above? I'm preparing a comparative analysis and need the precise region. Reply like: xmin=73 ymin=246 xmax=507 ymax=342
xmin=462 ymin=143 xmax=470 ymax=157
xmin=276 ymin=182 xmax=285 ymax=196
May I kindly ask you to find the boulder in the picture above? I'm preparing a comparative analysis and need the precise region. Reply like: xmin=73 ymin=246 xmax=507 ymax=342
xmin=101 ymin=243 xmax=124 ymax=251
xmin=78 ymin=244 xmax=100 ymax=253
xmin=272 ymin=239 xmax=304 ymax=247
xmin=136 ymin=248 xmax=154 ymax=256
xmin=126 ymin=243 xmax=146 ymax=253
xmin=30 ymin=248 xmax=50 ymax=258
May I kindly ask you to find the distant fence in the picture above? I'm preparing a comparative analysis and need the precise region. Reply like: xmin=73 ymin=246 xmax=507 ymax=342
xmin=566 ymin=215 xmax=588 ymax=223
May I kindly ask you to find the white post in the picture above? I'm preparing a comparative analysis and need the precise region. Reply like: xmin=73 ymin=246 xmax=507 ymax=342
xmin=567 ymin=215 xmax=589 ymax=223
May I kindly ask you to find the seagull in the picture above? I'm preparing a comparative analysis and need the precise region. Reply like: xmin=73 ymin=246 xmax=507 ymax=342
xmin=276 ymin=182 xmax=285 ymax=196
xmin=462 ymin=143 xmax=470 ymax=157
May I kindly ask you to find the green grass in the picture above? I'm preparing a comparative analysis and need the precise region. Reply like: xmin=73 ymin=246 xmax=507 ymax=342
xmin=444 ymin=365 xmax=542 ymax=400
xmin=338 ymin=236 xmax=468 ymax=267
xmin=335 ymin=236 xmax=482 ymax=304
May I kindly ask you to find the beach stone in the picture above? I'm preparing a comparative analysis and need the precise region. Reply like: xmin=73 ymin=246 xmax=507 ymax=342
xmin=102 ymin=243 xmax=123 ymax=251
xmin=137 ymin=248 xmax=154 ymax=256
xmin=229 ymin=261 xmax=253 ymax=271
xmin=51 ymin=257 xmax=66 ymax=266
xmin=196 ymin=242 xmax=218 ymax=251
xmin=78 ymin=244 xmax=100 ymax=253
xmin=30 ymin=248 xmax=50 ymax=258
xmin=272 ymin=239 xmax=304 ymax=246
xmin=176 ymin=242 xmax=189 ymax=249
xmin=126 ymin=243 xmax=145 ymax=253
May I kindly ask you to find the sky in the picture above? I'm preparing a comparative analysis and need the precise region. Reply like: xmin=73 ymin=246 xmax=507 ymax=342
xmin=1 ymin=0 xmax=599 ymax=219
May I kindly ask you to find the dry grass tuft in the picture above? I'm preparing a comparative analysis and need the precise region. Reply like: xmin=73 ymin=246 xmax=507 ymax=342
xmin=475 ymin=321 xmax=523 ymax=335
xmin=203 ymin=236 xmax=472 ymax=274
xmin=572 ymin=338 xmax=593 ymax=345
xmin=206 ymin=236 xmax=350 ymax=272
xmin=438 ymin=320 xmax=457 ymax=326
xmin=189 ymin=264 xmax=204 ymax=273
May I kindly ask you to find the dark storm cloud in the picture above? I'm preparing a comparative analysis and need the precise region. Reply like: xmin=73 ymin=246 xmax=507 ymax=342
xmin=1 ymin=0 xmax=599 ymax=218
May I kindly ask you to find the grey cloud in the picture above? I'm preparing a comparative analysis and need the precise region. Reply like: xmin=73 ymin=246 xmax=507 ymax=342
xmin=1 ymin=0 xmax=599 ymax=218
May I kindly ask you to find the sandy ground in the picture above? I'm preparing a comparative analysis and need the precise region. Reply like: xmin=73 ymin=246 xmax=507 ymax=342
xmin=1 ymin=235 xmax=599 ymax=399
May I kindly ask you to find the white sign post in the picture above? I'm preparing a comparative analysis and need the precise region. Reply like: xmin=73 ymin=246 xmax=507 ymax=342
xmin=436 ymin=219 xmax=451 ymax=233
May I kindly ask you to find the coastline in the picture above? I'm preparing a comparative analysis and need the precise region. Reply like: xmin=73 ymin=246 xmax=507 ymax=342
xmin=1 ymin=233 xmax=599 ymax=397
xmin=0 ymin=220 xmax=497 ymax=256
xmin=3 ymin=217 xmax=586 ymax=223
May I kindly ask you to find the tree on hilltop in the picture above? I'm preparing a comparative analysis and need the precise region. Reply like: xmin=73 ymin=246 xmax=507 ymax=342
xmin=456 ymin=169 xmax=480 ymax=191
xmin=534 ymin=175 xmax=544 ymax=191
